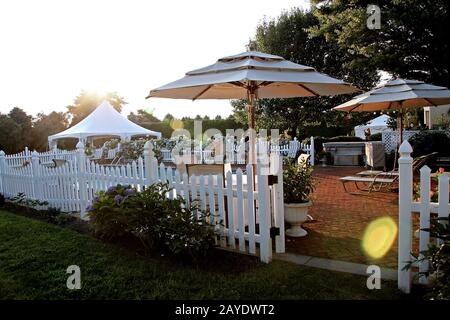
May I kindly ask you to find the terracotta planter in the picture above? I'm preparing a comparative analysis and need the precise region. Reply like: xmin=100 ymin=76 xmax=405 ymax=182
xmin=284 ymin=201 xmax=312 ymax=237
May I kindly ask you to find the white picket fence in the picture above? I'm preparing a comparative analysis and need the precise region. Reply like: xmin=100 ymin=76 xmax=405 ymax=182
xmin=0 ymin=142 xmax=285 ymax=263
xmin=92 ymin=146 xmax=119 ymax=159
xmin=160 ymin=137 xmax=315 ymax=166
xmin=397 ymin=140 xmax=450 ymax=293
xmin=3 ymin=147 xmax=77 ymax=167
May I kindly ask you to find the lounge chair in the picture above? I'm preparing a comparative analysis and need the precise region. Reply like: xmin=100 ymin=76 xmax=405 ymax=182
xmin=341 ymin=152 xmax=438 ymax=194
xmin=340 ymin=174 xmax=398 ymax=193
xmin=356 ymin=152 xmax=438 ymax=177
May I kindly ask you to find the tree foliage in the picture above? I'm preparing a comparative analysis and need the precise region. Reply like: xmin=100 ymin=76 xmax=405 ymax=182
xmin=232 ymin=8 xmax=378 ymax=138
xmin=310 ymin=0 xmax=450 ymax=88
xmin=67 ymin=90 xmax=127 ymax=126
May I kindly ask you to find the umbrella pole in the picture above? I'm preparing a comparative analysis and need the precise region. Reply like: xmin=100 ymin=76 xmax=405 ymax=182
xmin=247 ymin=92 xmax=256 ymax=167
xmin=397 ymin=110 xmax=403 ymax=143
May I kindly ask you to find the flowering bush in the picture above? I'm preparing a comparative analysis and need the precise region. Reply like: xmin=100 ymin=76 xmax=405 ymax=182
xmin=283 ymin=159 xmax=316 ymax=204
xmin=413 ymin=168 xmax=450 ymax=202
xmin=87 ymin=183 xmax=217 ymax=259
xmin=87 ymin=184 xmax=136 ymax=240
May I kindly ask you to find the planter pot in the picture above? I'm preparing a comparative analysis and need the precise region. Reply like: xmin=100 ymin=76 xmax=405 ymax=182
xmin=284 ymin=201 xmax=312 ymax=237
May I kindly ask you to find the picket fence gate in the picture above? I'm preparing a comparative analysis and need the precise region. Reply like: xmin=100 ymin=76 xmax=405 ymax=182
xmin=397 ymin=141 xmax=450 ymax=293
xmin=0 ymin=142 xmax=285 ymax=263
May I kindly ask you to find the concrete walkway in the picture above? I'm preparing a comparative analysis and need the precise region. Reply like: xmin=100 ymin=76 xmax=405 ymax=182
xmin=275 ymin=252 xmax=397 ymax=281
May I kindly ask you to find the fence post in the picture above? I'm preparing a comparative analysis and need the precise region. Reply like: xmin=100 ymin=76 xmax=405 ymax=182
xmin=143 ymin=141 xmax=158 ymax=185
xmin=257 ymin=157 xmax=272 ymax=263
xmin=0 ymin=150 xmax=5 ymax=194
xmin=271 ymin=152 xmax=285 ymax=253
xmin=398 ymin=140 xmax=413 ymax=293
xmin=31 ymin=151 xmax=41 ymax=200
xmin=310 ymin=136 xmax=315 ymax=166
xmin=76 ymin=141 xmax=88 ymax=218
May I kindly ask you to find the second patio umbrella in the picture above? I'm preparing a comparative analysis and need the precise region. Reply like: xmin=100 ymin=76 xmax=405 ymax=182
xmin=147 ymin=51 xmax=359 ymax=129
xmin=334 ymin=78 xmax=450 ymax=142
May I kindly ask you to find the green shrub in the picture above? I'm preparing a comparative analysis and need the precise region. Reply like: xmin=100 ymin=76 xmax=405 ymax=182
xmin=10 ymin=192 xmax=48 ymax=212
xmin=283 ymin=160 xmax=316 ymax=203
xmin=88 ymin=183 xmax=217 ymax=259
xmin=369 ymin=133 xmax=382 ymax=141
xmin=409 ymin=131 xmax=450 ymax=157
xmin=407 ymin=216 xmax=449 ymax=300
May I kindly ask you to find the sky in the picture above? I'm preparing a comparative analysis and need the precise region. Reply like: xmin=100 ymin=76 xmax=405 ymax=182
xmin=0 ymin=0 xmax=310 ymax=120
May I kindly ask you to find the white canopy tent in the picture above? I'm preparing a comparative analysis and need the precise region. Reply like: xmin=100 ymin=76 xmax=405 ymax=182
xmin=48 ymin=101 xmax=161 ymax=148
xmin=354 ymin=114 xmax=393 ymax=139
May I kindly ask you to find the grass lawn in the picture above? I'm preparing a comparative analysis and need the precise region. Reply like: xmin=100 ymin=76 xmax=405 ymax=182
xmin=0 ymin=210 xmax=405 ymax=300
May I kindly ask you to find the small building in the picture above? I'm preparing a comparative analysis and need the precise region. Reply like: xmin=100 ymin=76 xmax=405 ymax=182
xmin=424 ymin=105 xmax=450 ymax=129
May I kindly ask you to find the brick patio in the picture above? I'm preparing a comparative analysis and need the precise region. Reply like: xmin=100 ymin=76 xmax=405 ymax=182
xmin=285 ymin=166 xmax=401 ymax=268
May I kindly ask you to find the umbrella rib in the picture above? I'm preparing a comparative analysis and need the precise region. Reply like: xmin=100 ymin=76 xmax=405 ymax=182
xmin=297 ymin=84 xmax=319 ymax=96
xmin=258 ymin=81 xmax=273 ymax=87
xmin=348 ymin=104 xmax=361 ymax=112
xmin=192 ymin=85 xmax=213 ymax=101
xmin=423 ymin=98 xmax=437 ymax=107
xmin=230 ymin=81 xmax=246 ymax=88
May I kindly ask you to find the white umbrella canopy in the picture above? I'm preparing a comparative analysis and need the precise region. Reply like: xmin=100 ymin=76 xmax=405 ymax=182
xmin=334 ymin=78 xmax=450 ymax=112
xmin=147 ymin=51 xmax=360 ymax=128
xmin=334 ymin=78 xmax=450 ymax=142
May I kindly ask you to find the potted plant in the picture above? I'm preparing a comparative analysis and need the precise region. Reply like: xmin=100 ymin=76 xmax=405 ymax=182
xmin=283 ymin=159 xmax=316 ymax=237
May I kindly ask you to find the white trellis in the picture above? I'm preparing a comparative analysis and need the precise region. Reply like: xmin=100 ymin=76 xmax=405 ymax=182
xmin=0 ymin=142 xmax=285 ymax=263
xmin=382 ymin=130 xmax=450 ymax=153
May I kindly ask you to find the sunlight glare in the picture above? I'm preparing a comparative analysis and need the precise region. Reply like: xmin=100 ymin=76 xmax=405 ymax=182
xmin=362 ymin=217 xmax=397 ymax=259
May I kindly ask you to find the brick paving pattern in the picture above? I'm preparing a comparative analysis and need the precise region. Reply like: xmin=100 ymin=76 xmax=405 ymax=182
xmin=285 ymin=166 xmax=410 ymax=268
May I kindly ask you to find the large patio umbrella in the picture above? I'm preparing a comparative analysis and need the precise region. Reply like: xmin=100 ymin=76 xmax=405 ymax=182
xmin=334 ymin=78 xmax=450 ymax=142
xmin=146 ymin=51 xmax=359 ymax=129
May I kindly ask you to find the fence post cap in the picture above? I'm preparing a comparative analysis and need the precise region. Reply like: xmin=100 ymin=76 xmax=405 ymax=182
xmin=143 ymin=140 xmax=154 ymax=157
xmin=143 ymin=140 xmax=152 ymax=150
xmin=0 ymin=150 xmax=5 ymax=156
xmin=399 ymin=140 xmax=412 ymax=156
xmin=76 ymin=141 xmax=84 ymax=149
xmin=31 ymin=150 xmax=39 ymax=157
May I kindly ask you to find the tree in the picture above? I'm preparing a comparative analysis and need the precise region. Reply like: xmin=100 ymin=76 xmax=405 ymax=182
xmin=31 ymin=112 xmax=69 ymax=151
xmin=128 ymin=109 xmax=161 ymax=124
xmin=67 ymin=90 xmax=127 ymax=126
xmin=0 ymin=114 xmax=21 ymax=154
xmin=232 ymin=8 xmax=378 ymax=138
xmin=310 ymin=0 xmax=450 ymax=88
xmin=8 ymin=107 xmax=33 ymax=149
xmin=128 ymin=109 xmax=174 ymax=138
xmin=163 ymin=113 xmax=174 ymax=123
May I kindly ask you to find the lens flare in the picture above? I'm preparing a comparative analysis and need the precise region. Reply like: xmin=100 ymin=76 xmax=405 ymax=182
xmin=362 ymin=217 xmax=397 ymax=259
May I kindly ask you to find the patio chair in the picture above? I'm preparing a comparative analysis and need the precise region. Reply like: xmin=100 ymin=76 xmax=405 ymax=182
xmin=340 ymin=174 xmax=398 ymax=193
xmin=356 ymin=152 xmax=438 ymax=177
xmin=186 ymin=164 xmax=225 ymax=186
xmin=340 ymin=152 xmax=438 ymax=194
xmin=52 ymin=159 xmax=68 ymax=167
